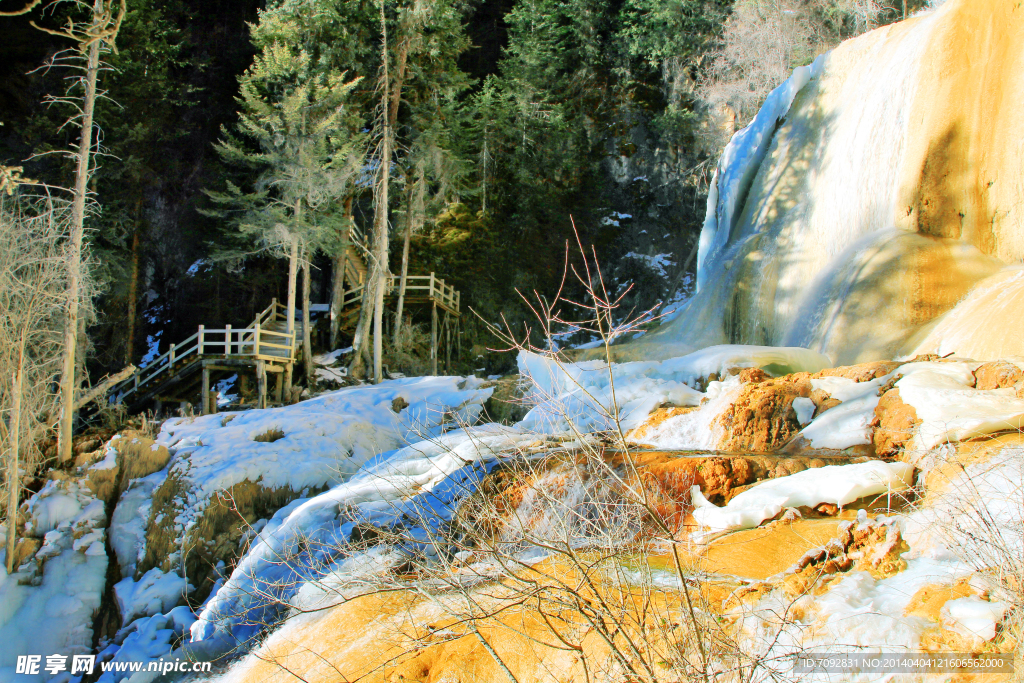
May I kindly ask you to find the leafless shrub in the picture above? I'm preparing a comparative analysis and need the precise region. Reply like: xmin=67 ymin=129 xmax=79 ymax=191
xmin=1 ymin=194 xmax=92 ymax=572
xmin=920 ymin=444 xmax=1024 ymax=665
xmin=384 ymin=318 xmax=431 ymax=377
xmin=200 ymin=239 xmax=810 ymax=681
xmin=697 ymin=0 xmax=900 ymax=151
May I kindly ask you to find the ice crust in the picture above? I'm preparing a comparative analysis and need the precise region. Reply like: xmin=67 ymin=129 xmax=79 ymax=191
xmin=941 ymin=596 xmax=1008 ymax=642
xmin=519 ymin=344 xmax=831 ymax=435
xmin=893 ymin=362 xmax=1024 ymax=450
xmin=691 ymin=461 xmax=915 ymax=534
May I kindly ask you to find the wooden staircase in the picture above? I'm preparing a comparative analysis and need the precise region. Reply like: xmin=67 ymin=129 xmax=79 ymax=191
xmin=109 ymin=299 xmax=298 ymax=413
xmin=107 ymin=221 xmax=467 ymax=415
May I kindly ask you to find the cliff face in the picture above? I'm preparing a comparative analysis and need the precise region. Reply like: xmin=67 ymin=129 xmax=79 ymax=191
xmin=631 ymin=0 xmax=1024 ymax=365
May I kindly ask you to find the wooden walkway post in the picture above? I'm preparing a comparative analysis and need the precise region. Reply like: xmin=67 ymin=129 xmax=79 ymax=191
xmin=257 ymin=360 xmax=267 ymax=409
xmin=431 ymin=301 xmax=438 ymax=376
xmin=225 ymin=324 xmax=232 ymax=355
xmin=201 ymin=363 xmax=210 ymax=415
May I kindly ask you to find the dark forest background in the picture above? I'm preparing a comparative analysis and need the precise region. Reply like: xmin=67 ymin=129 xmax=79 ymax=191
xmin=0 ymin=0 xmax=916 ymax=379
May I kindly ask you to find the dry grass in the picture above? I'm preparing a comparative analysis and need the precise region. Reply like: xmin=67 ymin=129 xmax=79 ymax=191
xmin=253 ymin=427 xmax=286 ymax=443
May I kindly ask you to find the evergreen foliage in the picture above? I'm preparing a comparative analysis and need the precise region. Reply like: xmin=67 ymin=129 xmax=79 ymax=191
xmin=0 ymin=0 xmax=915 ymax=382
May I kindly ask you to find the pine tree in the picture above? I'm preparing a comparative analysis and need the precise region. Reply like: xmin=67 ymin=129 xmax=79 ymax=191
xmin=348 ymin=0 xmax=473 ymax=382
xmin=207 ymin=2 xmax=365 ymax=391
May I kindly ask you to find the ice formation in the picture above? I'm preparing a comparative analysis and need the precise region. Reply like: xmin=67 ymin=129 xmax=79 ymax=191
xmin=691 ymin=461 xmax=915 ymax=534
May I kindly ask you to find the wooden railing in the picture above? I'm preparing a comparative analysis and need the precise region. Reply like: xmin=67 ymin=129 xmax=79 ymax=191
xmin=340 ymin=272 xmax=460 ymax=314
xmin=111 ymin=299 xmax=296 ymax=405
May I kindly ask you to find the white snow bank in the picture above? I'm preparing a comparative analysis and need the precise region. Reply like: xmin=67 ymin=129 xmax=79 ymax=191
xmin=109 ymin=471 xmax=166 ymax=578
xmin=800 ymin=393 xmax=879 ymax=449
xmin=792 ymin=397 xmax=815 ymax=425
xmin=0 ymin=481 xmax=108 ymax=682
xmin=190 ymin=423 xmax=535 ymax=654
xmin=627 ymin=375 xmax=745 ymax=450
xmin=941 ymin=596 xmax=1008 ymax=642
xmin=154 ymin=376 xmax=493 ymax=564
xmin=96 ymin=606 xmax=197 ymax=683
xmin=799 ymin=374 xmax=893 ymax=449
xmin=115 ymin=568 xmax=192 ymax=625
xmin=697 ymin=55 xmax=827 ymax=290
xmin=520 ymin=345 xmax=830 ymax=435
xmin=893 ymin=362 xmax=1024 ymax=451
xmin=691 ymin=461 xmax=914 ymax=535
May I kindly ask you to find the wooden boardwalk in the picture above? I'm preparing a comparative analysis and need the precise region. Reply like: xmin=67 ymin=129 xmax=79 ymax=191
xmin=109 ymin=226 xmax=463 ymax=414
xmin=110 ymin=299 xmax=298 ymax=413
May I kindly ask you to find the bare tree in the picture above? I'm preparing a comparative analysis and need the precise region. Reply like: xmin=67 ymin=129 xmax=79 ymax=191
xmin=204 ymin=240 xmax=816 ymax=682
xmin=1 ymin=195 xmax=83 ymax=573
xmin=698 ymin=0 xmax=889 ymax=151
xmin=29 ymin=0 xmax=127 ymax=462
xmin=0 ymin=0 xmax=43 ymax=16
xmin=350 ymin=0 xmax=412 ymax=384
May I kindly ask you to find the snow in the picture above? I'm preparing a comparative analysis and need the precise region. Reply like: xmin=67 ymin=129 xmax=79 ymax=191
xmin=628 ymin=374 xmax=745 ymax=450
xmin=97 ymin=607 xmax=198 ymax=683
xmin=189 ymin=423 xmax=535 ymax=654
xmin=154 ymin=376 xmax=494 ymax=558
xmin=114 ymin=568 xmax=192 ymax=626
xmin=893 ymin=361 xmax=1024 ymax=450
xmin=697 ymin=54 xmax=826 ymax=290
xmin=691 ymin=461 xmax=915 ymax=535
xmin=800 ymin=392 xmax=879 ymax=449
xmin=313 ymin=347 xmax=352 ymax=365
xmin=109 ymin=472 xmax=166 ymax=578
xmin=940 ymin=596 xmax=1008 ymax=642
xmin=0 ymin=481 xmax=109 ymax=682
xmin=799 ymin=373 xmax=892 ymax=449
xmin=792 ymin=396 xmax=815 ymax=425
xmin=519 ymin=345 xmax=830 ymax=435
xmin=23 ymin=481 xmax=86 ymax=537
xmin=734 ymin=444 xmax=1022 ymax=673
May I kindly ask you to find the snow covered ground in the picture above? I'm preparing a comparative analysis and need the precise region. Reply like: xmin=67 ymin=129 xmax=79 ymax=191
xmin=4 ymin=346 xmax=1023 ymax=682
xmin=0 ymin=480 xmax=108 ymax=683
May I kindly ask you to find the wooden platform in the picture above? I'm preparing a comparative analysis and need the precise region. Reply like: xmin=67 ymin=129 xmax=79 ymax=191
xmin=107 ymin=227 xmax=465 ymax=413
xmin=110 ymin=299 xmax=296 ymax=413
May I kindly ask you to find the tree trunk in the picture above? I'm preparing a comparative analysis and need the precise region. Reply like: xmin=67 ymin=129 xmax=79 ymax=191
xmin=6 ymin=327 xmax=27 ymax=574
xmin=393 ymin=175 xmax=414 ymax=344
xmin=284 ymin=230 xmax=299 ymax=395
xmin=125 ymin=217 xmax=140 ymax=365
xmin=371 ymin=122 xmax=392 ymax=384
xmin=58 ymin=34 xmax=101 ymax=463
xmin=351 ymin=1 xmax=408 ymax=383
xmin=301 ymin=251 xmax=313 ymax=385
xmin=329 ymin=197 xmax=353 ymax=349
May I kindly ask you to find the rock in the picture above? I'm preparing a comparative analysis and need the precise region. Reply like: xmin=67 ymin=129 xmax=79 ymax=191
xmin=872 ymin=388 xmax=918 ymax=457
xmin=973 ymin=360 xmax=1023 ymax=390
xmin=715 ymin=376 xmax=812 ymax=452
xmin=814 ymin=397 xmax=842 ymax=416
xmin=73 ymin=449 xmax=105 ymax=469
xmin=12 ymin=537 xmax=42 ymax=569
xmin=74 ymin=438 xmax=101 ymax=455
xmin=736 ymin=368 xmax=770 ymax=384
xmin=813 ymin=361 xmax=901 ymax=383
xmin=481 ymin=375 xmax=529 ymax=425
